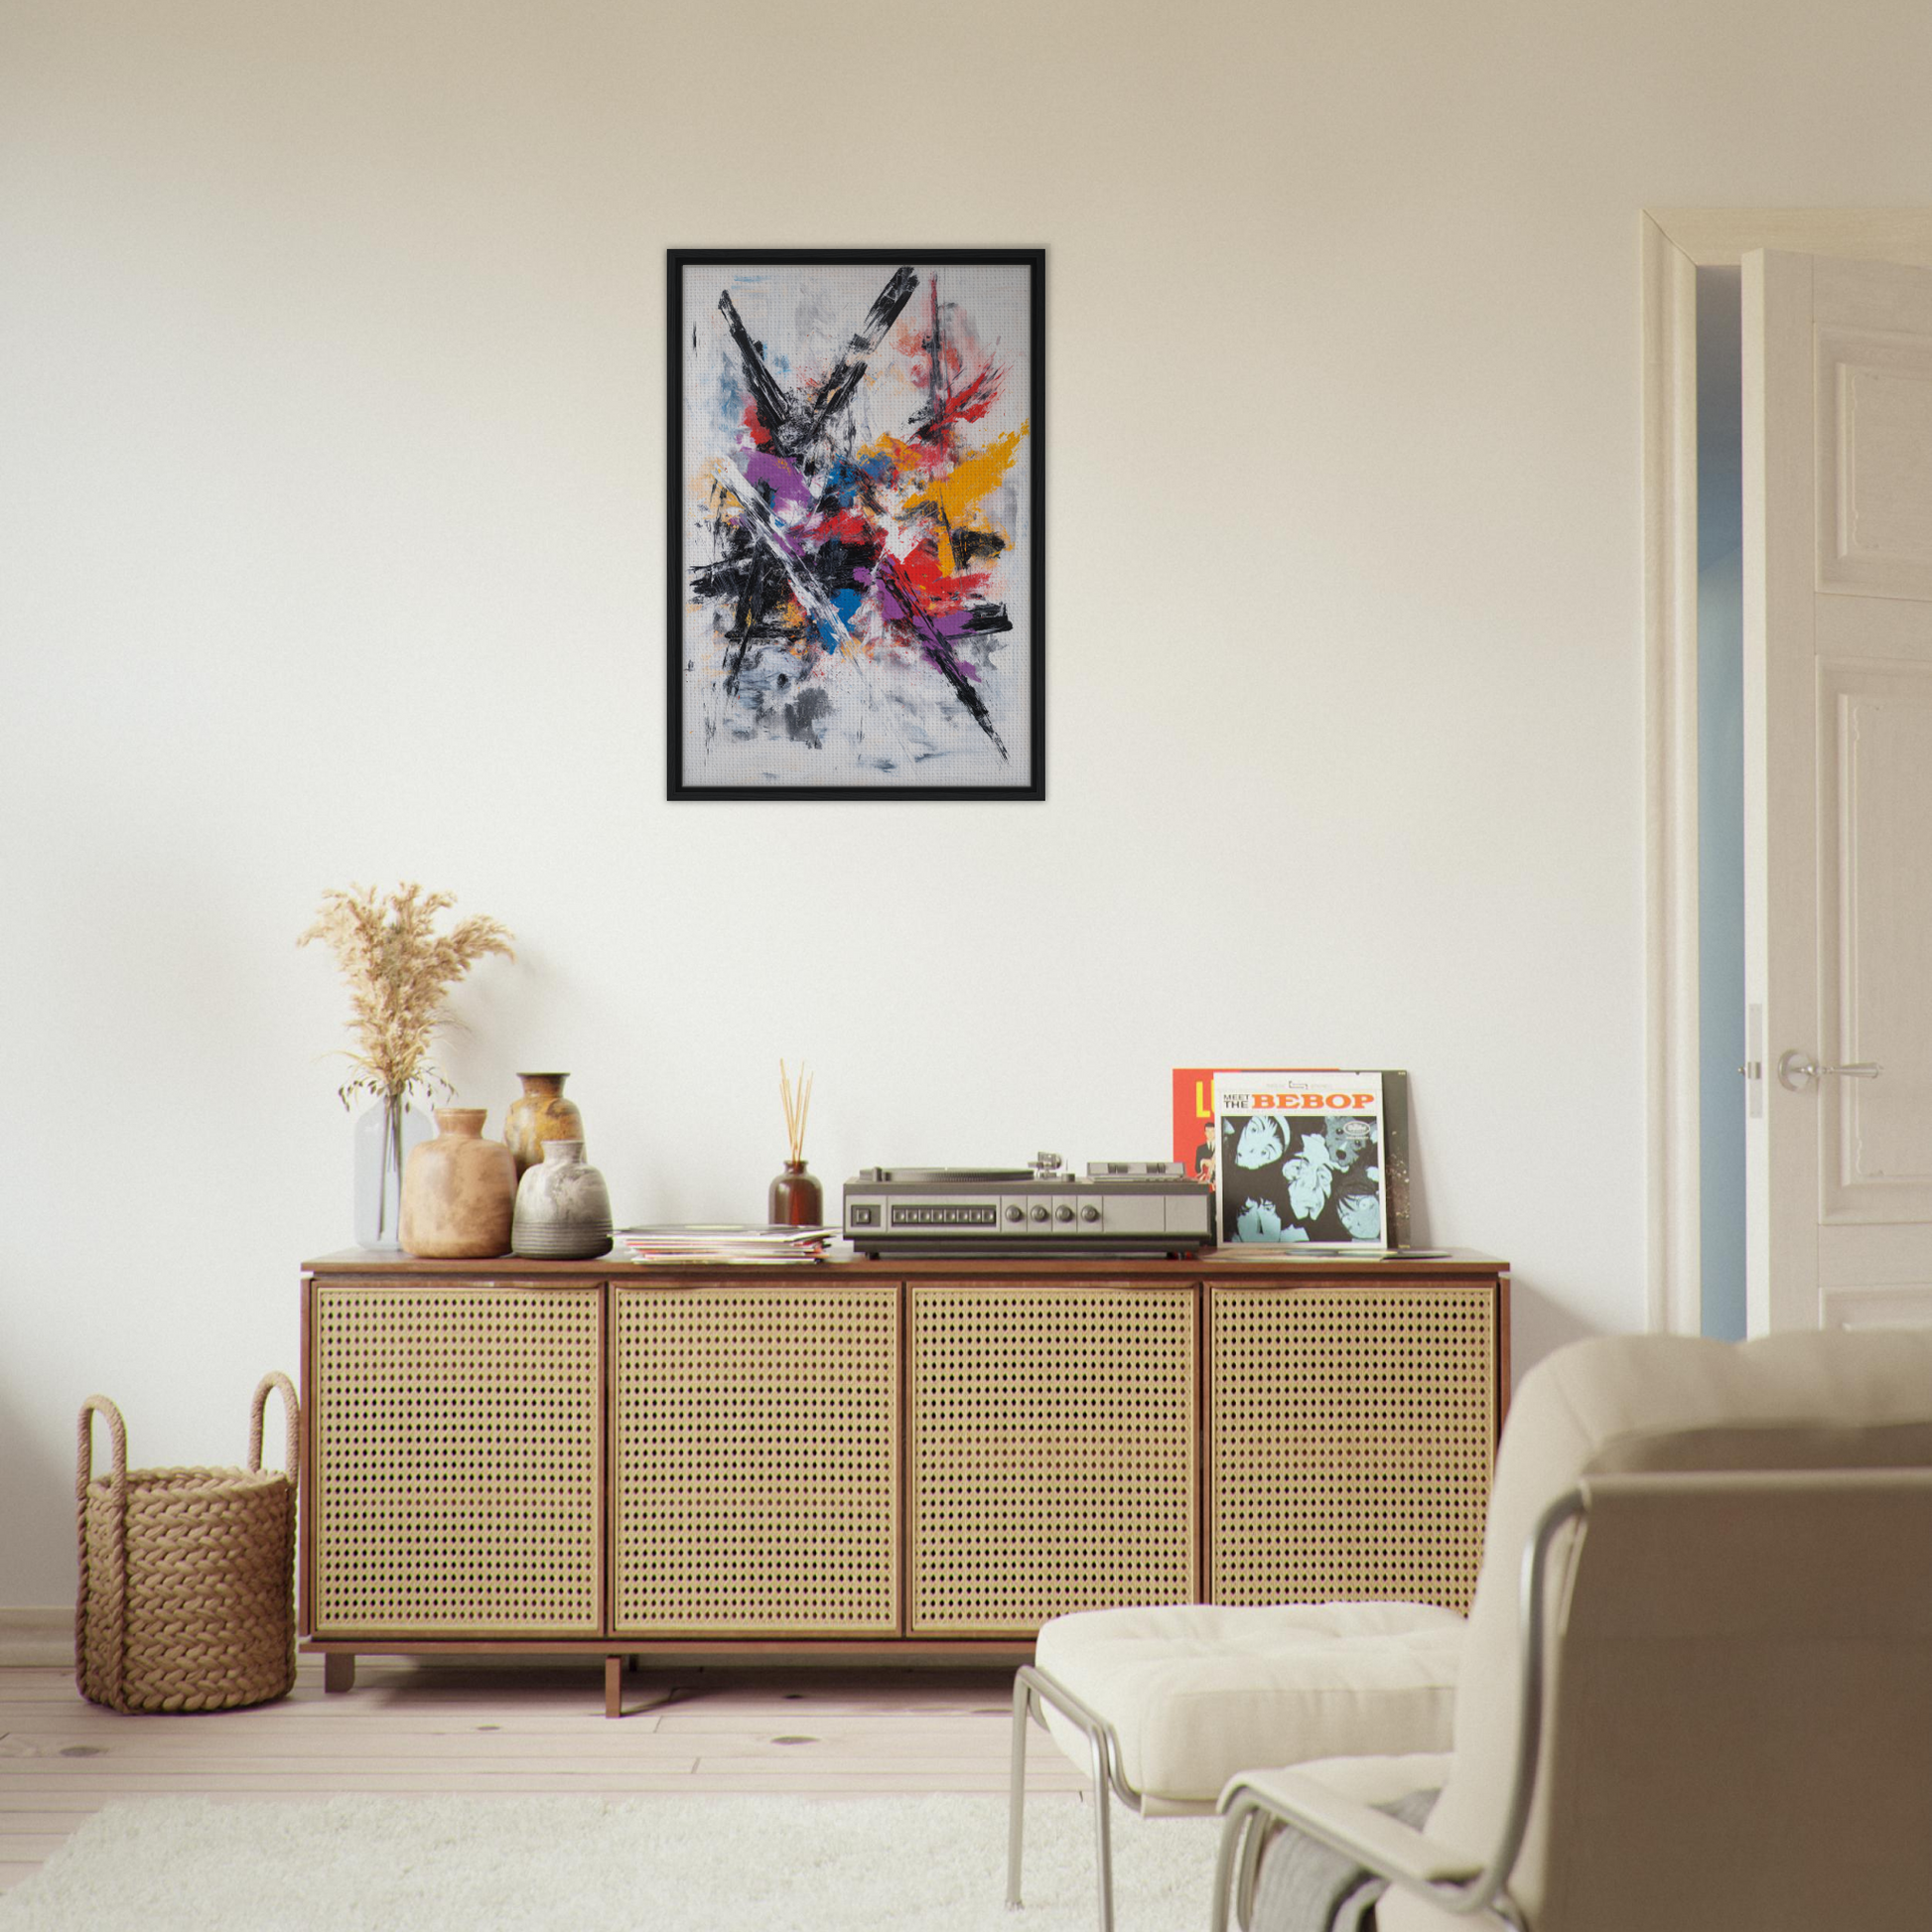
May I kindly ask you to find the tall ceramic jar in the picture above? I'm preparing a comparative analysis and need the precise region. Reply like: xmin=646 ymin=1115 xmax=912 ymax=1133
xmin=400 ymin=1109 xmax=515 ymax=1258
xmin=503 ymin=1072 xmax=586 ymax=1178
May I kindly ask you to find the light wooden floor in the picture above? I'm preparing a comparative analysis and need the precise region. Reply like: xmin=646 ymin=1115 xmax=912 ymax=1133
xmin=0 ymin=1656 xmax=1085 ymax=1892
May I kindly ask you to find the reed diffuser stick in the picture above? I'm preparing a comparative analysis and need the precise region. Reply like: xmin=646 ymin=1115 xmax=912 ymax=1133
xmin=779 ymin=1058 xmax=813 ymax=1164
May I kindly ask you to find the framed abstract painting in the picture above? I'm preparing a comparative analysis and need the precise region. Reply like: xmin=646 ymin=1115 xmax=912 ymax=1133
xmin=667 ymin=249 xmax=1044 ymax=800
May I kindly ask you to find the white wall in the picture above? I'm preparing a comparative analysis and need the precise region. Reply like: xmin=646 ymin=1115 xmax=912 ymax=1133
xmin=4 ymin=0 xmax=1928 ymax=1604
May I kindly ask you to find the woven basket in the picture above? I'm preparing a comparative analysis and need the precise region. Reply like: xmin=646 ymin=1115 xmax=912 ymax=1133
xmin=75 ymin=1373 xmax=300 ymax=1714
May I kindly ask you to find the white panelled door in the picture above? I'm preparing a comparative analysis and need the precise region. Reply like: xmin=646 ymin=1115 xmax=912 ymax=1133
xmin=1744 ymin=249 xmax=1932 ymax=1331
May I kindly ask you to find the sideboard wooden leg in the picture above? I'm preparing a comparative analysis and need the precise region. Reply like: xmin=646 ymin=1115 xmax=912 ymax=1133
xmin=605 ymin=1654 xmax=622 ymax=1719
xmin=323 ymin=1652 xmax=355 ymax=1695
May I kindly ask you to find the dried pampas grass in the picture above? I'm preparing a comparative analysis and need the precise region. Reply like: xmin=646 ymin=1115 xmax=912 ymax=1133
xmin=299 ymin=883 xmax=514 ymax=1107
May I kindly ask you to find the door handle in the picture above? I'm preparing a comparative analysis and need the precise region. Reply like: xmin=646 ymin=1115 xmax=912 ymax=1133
xmin=1776 ymin=1050 xmax=1882 ymax=1091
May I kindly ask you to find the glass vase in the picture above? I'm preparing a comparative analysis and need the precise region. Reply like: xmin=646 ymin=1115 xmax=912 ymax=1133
xmin=352 ymin=1094 xmax=432 ymax=1250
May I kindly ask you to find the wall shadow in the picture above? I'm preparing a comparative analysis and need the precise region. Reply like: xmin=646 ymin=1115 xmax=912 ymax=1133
xmin=0 ymin=1379 xmax=77 ymax=1607
xmin=1503 ymin=1276 xmax=1599 ymax=1392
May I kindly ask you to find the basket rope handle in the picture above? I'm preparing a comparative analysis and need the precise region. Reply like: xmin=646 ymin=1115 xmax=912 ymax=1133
xmin=74 ymin=1394 xmax=130 ymax=1705
xmin=76 ymin=1395 xmax=127 ymax=1504
xmin=248 ymin=1371 xmax=301 ymax=1481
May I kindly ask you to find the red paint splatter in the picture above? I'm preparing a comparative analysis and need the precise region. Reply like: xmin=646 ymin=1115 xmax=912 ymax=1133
xmin=923 ymin=361 xmax=1005 ymax=439
xmin=892 ymin=538 xmax=992 ymax=616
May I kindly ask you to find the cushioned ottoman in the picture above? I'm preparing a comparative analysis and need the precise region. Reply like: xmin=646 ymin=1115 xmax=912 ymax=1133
xmin=1032 ymin=1601 xmax=1467 ymax=1814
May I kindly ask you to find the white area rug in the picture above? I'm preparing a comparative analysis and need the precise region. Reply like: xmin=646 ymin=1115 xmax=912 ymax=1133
xmin=0 ymin=1792 xmax=1222 ymax=1930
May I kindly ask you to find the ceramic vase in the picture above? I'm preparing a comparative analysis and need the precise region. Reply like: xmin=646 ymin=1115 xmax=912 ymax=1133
xmin=400 ymin=1108 xmax=515 ymax=1258
xmin=767 ymin=1160 xmax=824 ymax=1227
xmin=512 ymin=1141 xmax=614 ymax=1260
xmin=352 ymin=1095 xmax=433 ymax=1250
xmin=503 ymin=1072 xmax=586 ymax=1178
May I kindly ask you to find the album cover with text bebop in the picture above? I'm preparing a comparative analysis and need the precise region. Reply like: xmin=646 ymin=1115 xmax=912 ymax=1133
xmin=1202 ymin=1070 xmax=1413 ymax=1248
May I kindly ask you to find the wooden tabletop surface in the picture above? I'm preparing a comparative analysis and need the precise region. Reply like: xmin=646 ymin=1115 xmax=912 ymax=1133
xmin=305 ymin=1246 xmax=1507 ymax=1279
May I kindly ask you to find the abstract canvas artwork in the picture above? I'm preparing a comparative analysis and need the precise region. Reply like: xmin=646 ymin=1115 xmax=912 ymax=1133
xmin=668 ymin=250 xmax=1044 ymax=799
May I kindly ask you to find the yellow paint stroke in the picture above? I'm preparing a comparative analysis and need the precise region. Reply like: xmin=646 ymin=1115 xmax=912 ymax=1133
xmin=908 ymin=427 xmax=1026 ymax=524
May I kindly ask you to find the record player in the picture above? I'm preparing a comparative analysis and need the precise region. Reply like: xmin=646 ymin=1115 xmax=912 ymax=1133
xmin=843 ymin=1154 xmax=1212 ymax=1257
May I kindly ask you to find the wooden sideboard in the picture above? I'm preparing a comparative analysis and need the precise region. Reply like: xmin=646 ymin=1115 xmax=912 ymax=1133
xmin=300 ymin=1250 xmax=1509 ymax=1714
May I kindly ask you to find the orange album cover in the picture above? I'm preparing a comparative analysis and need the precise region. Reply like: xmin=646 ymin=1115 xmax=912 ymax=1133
xmin=1172 ymin=1067 xmax=1337 ymax=1183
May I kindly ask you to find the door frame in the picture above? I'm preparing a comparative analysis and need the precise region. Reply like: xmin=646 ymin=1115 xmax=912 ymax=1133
xmin=1641 ymin=209 xmax=1932 ymax=1334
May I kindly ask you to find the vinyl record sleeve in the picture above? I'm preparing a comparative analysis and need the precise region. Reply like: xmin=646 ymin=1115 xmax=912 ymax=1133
xmin=1173 ymin=1067 xmax=1411 ymax=1248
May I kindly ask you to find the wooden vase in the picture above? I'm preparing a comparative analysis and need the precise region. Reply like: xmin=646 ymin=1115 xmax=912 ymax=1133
xmin=400 ymin=1109 xmax=515 ymax=1258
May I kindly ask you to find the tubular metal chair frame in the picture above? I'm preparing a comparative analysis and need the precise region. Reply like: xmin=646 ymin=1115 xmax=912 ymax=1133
xmin=1007 ymin=1662 xmax=1180 ymax=1932
xmin=1205 ymin=1485 xmax=1580 ymax=1932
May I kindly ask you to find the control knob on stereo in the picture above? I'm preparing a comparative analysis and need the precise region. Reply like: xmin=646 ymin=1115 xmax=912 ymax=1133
xmin=1030 ymin=1205 xmax=1049 ymax=1223
xmin=1005 ymin=1204 xmax=1025 ymax=1222
xmin=1081 ymin=1205 xmax=1101 ymax=1223
xmin=1055 ymin=1204 xmax=1074 ymax=1223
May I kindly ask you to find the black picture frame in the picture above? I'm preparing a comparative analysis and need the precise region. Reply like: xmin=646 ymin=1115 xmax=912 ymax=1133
xmin=667 ymin=248 xmax=1045 ymax=801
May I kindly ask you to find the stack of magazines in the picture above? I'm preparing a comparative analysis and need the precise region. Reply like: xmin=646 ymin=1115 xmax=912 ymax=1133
xmin=613 ymin=1224 xmax=838 ymax=1265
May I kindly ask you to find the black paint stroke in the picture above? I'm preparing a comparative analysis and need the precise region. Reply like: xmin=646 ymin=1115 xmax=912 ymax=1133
xmin=716 ymin=290 xmax=802 ymax=452
xmin=953 ymin=603 xmax=1013 ymax=635
xmin=873 ymin=556 xmax=1009 ymax=761
xmin=924 ymin=274 xmax=943 ymax=424
xmin=717 ymin=269 xmax=917 ymax=463
xmin=692 ymin=527 xmax=791 ymax=694
xmin=949 ymin=528 xmax=1008 ymax=570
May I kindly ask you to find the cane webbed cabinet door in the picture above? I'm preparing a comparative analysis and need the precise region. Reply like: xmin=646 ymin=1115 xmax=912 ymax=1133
xmin=611 ymin=1281 xmax=900 ymax=1635
xmin=907 ymin=1280 xmax=1198 ymax=1634
xmin=1208 ymin=1281 xmax=1495 ymax=1612
xmin=310 ymin=1281 xmax=604 ymax=1636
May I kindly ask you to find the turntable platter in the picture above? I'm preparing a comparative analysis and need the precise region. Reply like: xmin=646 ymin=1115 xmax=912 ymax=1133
xmin=876 ymin=1166 xmax=1033 ymax=1182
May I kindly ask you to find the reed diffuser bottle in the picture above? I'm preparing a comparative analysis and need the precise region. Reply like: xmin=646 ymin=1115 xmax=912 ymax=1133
xmin=768 ymin=1058 xmax=823 ymax=1226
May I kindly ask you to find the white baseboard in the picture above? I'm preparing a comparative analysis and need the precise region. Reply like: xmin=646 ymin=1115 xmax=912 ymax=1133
xmin=0 ymin=1606 xmax=71 ymax=1667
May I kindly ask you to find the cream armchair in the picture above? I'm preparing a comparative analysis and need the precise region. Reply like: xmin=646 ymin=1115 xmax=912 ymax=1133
xmin=1212 ymin=1328 xmax=1932 ymax=1932
xmin=1008 ymin=1600 xmax=1465 ymax=1929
